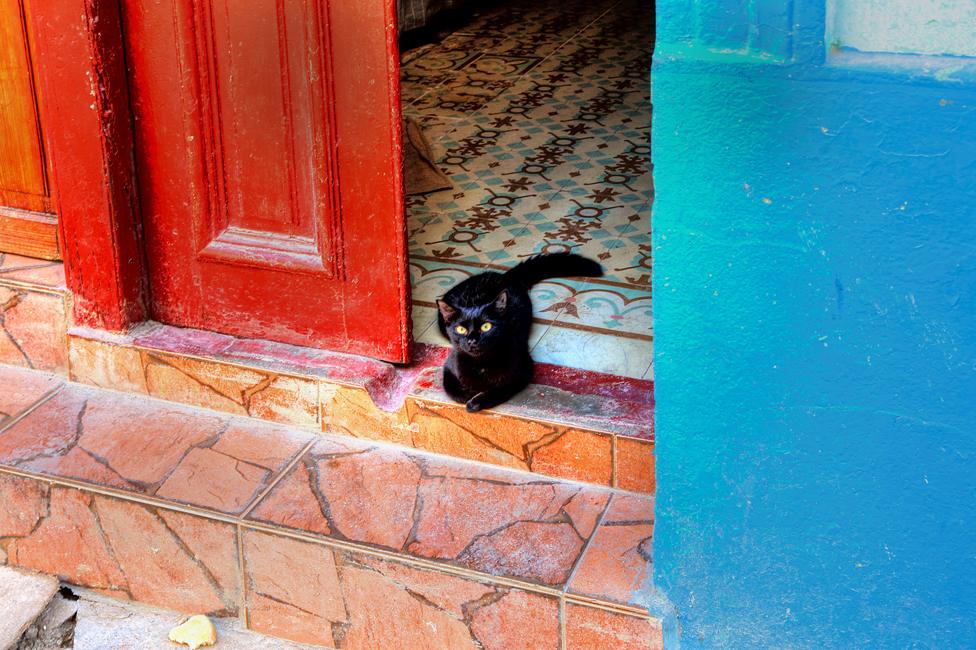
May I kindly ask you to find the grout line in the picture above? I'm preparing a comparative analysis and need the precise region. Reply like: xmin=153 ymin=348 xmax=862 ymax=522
xmin=238 ymin=437 xmax=317 ymax=520
xmin=0 ymin=277 xmax=69 ymax=296
xmin=559 ymin=596 xmax=567 ymax=650
xmin=561 ymin=496 xmax=613 ymax=598
xmin=236 ymin=524 xmax=249 ymax=629
xmin=611 ymin=435 xmax=619 ymax=488
xmin=0 ymin=464 xmax=241 ymax=525
xmin=0 ymin=382 xmax=63 ymax=436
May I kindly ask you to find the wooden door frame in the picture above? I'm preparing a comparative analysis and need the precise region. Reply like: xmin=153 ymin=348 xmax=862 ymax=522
xmin=29 ymin=0 xmax=409 ymax=357
xmin=29 ymin=0 xmax=147 ymax=331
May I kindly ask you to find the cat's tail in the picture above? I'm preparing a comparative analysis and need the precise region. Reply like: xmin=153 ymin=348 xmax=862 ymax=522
xmin=504 ymin=252 xmax=604 ymax=288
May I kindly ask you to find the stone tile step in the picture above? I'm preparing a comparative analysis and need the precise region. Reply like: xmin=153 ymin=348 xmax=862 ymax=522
xmin=68 ymin=321 xmax=654 ymax=494
xmin=0 ymin=365 xmax=661 ymax=649
xmin=0 ymin=565 xmax=60 ymax=649
xmin=0 ymin=256 xmax=653 ymax=494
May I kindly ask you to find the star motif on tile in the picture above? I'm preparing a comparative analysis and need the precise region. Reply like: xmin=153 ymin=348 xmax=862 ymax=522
xmin=542 ymin=299 xmax=579 ymax=318
xmin=598 ymin=251 xmax=612 ymax=261
xmin=433 ymin=247 xmax=463 ymax=259
xmin=588 ymin=188 xmax=620 ymax=203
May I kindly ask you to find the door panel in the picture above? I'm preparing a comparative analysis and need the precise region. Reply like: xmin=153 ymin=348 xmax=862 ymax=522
xmin=0 ymin=0 xmax=59 ymax=259
xmin=122 ymin=0 xmax=408 ymax=360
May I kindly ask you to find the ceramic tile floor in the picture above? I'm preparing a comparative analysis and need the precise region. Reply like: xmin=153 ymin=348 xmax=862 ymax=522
xmin=403 ymin=0 xmax=653 ymax=379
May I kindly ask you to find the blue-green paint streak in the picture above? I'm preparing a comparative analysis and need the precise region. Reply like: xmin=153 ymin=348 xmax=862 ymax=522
xmin=652 ymin=1 xmax=976 ymax=647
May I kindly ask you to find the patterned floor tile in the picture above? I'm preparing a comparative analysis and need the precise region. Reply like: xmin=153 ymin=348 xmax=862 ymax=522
xmin=402 ymin=0 xmax=653 ymax=376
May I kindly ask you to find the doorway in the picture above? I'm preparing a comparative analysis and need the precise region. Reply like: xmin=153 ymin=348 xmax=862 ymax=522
xmin=400 ymin=0 xmax=653 ymax=379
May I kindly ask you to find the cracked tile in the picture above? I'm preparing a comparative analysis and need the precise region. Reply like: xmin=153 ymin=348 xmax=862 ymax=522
xmin=565 ymin=604 xmax=663 ymax=650
xmin=567 ymin=493 xmax=654 ymax=605
xmin=0 ymin=286 xmax=67 ymax=373
xmin=0 ymin=253 xmax=66 ymax=290
xmin=241 ymin=529 xmax=561 ymax=649
xmin=0 ymin=365 xmax=61 ymax=427
xmin=0 ymin=384 xmax=313 ymax=515
xmin=247 ymin=436 xmax=610 ymax=587
xmin=0 ymin=481 xmax=240 ymax=616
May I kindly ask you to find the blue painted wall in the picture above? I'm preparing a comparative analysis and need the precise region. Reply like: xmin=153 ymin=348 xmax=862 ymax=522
xmin=651 ymin=2 xmax=976 ymax=647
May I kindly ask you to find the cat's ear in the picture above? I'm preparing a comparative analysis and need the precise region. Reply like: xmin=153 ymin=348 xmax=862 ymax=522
xmin=437 ymin=299 xmax=458 ymax=321
xmin=494 ymin=290 xmax=508 ymax=313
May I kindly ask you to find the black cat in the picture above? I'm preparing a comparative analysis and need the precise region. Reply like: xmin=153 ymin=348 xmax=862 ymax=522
xmin=436 ymin=252 xmax=603 ymax=412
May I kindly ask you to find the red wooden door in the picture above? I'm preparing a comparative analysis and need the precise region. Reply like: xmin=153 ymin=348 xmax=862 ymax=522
xmin=120 ymin=0 xmax=409 ymax=361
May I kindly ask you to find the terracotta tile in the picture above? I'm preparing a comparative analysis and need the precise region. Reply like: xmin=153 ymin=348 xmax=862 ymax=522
xmin=2 ymin=486 xmax=128 ymax=595
xmin=243 ymin=529 xmax=346 ymax=647
xmin=616 ymin=436 xmax=655 ymax=494
xmin=1 ymin=484 xmax=239 ymax=615
xmin=336 ymin=552 xmax=560 ymax=650
xmin=248 ymin=437 xmax=609 ymax=587
xmin=0 ymin=287 xmax=67 ymax=373
xmin=143 ymin=352 xmax=318 ymax=427
xmin=0 ymin=384 xmax=312 ymax=515
xmin=0 ymin=254 xmax=66 ymax=289
xmin=0 ymin=473 xmax=48 ymax=537
xmin=568 ymin=494 xmax=653 ymax=604
xmin=0 ymin=365 xmax=61 ymax=426
xmin=79 ymin=396 xmax=225 ymax=486
xmin=250 ymin=440 xmax=420 ymax=550
xmin=353 ymin=555 xmax=495 ymax=617
xmin=68 ymin=336 xmax=149 ymax=394
xmin=468 ymin=589 xmax=560 ymax=650
xmin=323 ymin=384 xmax=413 ymax=447
xmin=405 ymin=398 xmax=552 ymax=472
xmin=247 ymin=460 xmax=333 ymax=535
xmin=312 ymin=447 xmax=421 ymax=549
xmin=530 ymin=427 xmax=613 ymax=486
xmin=212 ymin=420 xmax=312 ymax=471
xmin=157 ymin=508 xmax=241 ymax=605
xmin=565 ymin=604 xmax=663 ymax=650
xmin=460 ymin=520 xmax=585 ymax=585
xmin=409 ymin=469 xmax=606 ymax=586
xmin=338 ymin=557 xmax=478 ymax=649
xmin=156 ymin=448 xmax=272 ymax=513
xmin=93 ymin=499 xmax=240 ymax=614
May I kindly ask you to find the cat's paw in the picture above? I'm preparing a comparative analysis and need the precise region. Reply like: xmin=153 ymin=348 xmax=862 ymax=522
xmin=465 ymin=393 xmax=487 ymax=412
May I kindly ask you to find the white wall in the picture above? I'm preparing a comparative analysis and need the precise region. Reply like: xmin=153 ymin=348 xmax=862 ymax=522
xmin=827 ymin=0 xmax=976 ymax=57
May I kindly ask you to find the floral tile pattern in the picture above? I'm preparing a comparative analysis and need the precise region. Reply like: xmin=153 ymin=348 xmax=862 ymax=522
xmin=402 ymin=0 xmax=653 ymax=378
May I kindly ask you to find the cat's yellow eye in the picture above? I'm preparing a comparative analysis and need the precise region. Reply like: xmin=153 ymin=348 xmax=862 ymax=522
xmin=480 ymin=322 xmax=493 ymax=332
xmin=455 ymin=325 xmax=468 ymax=335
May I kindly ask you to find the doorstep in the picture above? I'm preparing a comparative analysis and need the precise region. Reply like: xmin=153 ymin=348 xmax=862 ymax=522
xmin=0 ymin=365 xmax=661 ymax=649
xmin=0 ymin=254 xmax=653 ymax=493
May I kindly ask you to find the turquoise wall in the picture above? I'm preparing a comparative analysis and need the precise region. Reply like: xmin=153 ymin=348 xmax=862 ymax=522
xmin=652 ymin=1 xmax=976 ymax=647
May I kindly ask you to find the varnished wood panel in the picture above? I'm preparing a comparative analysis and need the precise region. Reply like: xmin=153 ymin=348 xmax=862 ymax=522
xmin=0 ymin=0 xmax=59 ymax=259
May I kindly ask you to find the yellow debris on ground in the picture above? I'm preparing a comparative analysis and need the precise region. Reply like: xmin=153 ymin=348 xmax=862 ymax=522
xmin=169 ymin=615 xmax=217 ymax=650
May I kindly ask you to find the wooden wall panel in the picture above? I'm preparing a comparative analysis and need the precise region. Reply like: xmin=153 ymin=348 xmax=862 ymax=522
xmin=0 ymin=0 xmax=59 ymax=259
